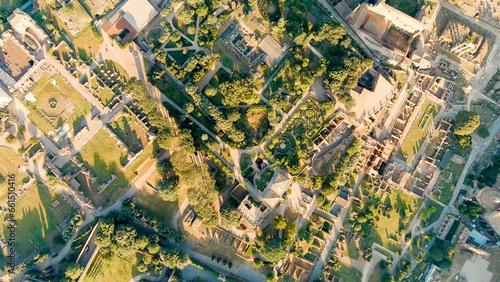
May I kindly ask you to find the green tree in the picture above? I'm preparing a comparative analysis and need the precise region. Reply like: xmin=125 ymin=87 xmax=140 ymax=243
xmin=137 ymin=262 xmax=148 ymax=272
xmin=220 ymin=204 xmax=241 ymax=229
xmin=157 ymin=177 xmax=179 ymax=202
xmin=478 ymin=125 xmax=490 ymax=138
xmin=205 ymin=86 xmax=218 ymax=96
xmin=5 ymin=135 xmax=15 ymax=143
xmin=148 ymin=243 xmax=160 ymax=254
xmin=65 ymin=263 xmax=84 ymax=280
xmin=253 ymin=258 xmax=263 ymax=267
xmin=439 ymin=258 xmax=452 ymax=269
xmin=207 ymin=14 xmax=218 ymax=25
xmin=196 ymin=5 xmax=208 ymax=17
xmin=161 ymin=248 xmax=190 ymax=269
xmin=459 ymin=200 xmax=482 ymax=219
xmin=267 ymin=273 xmax=276 ymax=282
xmin=29 ymin=137 xmax=39 ymax=145
xmin=346 ymin=138 xmax=362 ymax=155
xmin=260 ymin=237 xmax=287 ymax=262
xmin=310 ymin=175 xmax=325 ymax=190
xmin=455 ymin=111 xmax=480 ymax=135
xmin=170 ymin=31 xmax=182 ymax=42
xmin=219 ymin=78 xmax=259 ymax=106
xmin=454 ymin=134 xmax=472 ymax=148
xmin=430 ymin=248 xmax=443 ymax=262
xmin=272 ymin=214 xmax=287 ymax=230
xmin=157 ymin=129 xmax=175 ymax=150
xmin=382 ymin=273 xmax=395 ymax=282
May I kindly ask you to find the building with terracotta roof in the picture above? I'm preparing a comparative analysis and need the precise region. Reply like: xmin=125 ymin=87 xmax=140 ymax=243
xmin=100 ymin=0 xmax=156 ymax=45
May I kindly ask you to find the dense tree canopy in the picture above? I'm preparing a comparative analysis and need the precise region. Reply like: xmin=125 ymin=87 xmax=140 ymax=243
xmin=219 ymin=204 xmax=241 ymax=229
xmin=219 ymin=77 xmax=260 ymax=106
xmin=161 ymin=247 xmax=190 ymax=269
xmin=260 ymin=237 xmax=287 ymax=262
xmin=455 ymin=111 xmax=480 ymax=135
xmin=272 ymin=214 xmax=287 ymax=230
xmin=65 ymin=263 xmax=83 ymax=280
xmin=459 ymin=200 xmax=482 ymax=219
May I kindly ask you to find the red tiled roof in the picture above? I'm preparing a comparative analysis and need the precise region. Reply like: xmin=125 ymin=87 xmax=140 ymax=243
xmin=101 ymin=15 xmax=137 ymax=45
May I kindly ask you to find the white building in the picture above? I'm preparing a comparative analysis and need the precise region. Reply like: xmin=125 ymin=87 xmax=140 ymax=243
xmin=0 ymin=87 xmax=13 ymax=108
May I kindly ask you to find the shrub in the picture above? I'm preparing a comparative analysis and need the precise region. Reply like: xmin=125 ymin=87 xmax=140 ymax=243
xmin=6 ymin=135 xmax=15 ymax=143
xmin=253 ymin=258 xmax=263 ymax=267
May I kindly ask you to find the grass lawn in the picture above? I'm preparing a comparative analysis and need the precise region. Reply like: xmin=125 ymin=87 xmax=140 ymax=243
xmin=242 ymin=107 xmax=271 ymax=143
xmin=484 ymin=69 xmax=500 ymax=95
xmin=331 ymin=263 xmax=362 ymax=282
xmin=403 ymin=262 xmax=430 ymax=282
xmin=0 ymin=183 xmax=72 ymax=258
xmin=77 ymin=129 xmax=129 ymax=181
xmin=422 ymin=199 xmax=444 ymax=227
xmin=386 ymin=0 xmax=420 ymax=17
xmin=27 ymin=73 xmax=91 ymax=136
xmin=72 ymin=23 xmax=103 ymax=61
xmin=208 ymin=67 xmax=231 ymax=89
xmin=172 ymin=17 xmax=195 ymax=41
xmin=433 ymin=161 xmax=465 ymax=204
xmin=61 ymin=0 xmax=92 ymax=25
xmin=108 ymin=113 xmax=149 ymax=154
xmin=168 ymin=49 xmax=195 ymax=65
xmin=368 ymin=265 xmax=387 ymax=282
xmin=1 ymin=0 xmax=27 ymax=15
xmin=368 ymin=191 xmax=420 ymax=253
xmin=399 ymin=100 xmax=441 ymax=164
xmin=471 ymin=100 xmax=500 ymax=128
xmin=83 ymin=249 xmax=141 ymax=282
xmin=213 ymin=39 xmax=250 ymax=73
xmin=0 ymin=147 xmax=29 ymax=204
xmin=88 ymin=141 xmax=157 ymax=207
xmin=343 ymin=238 xmax=362 ymax=259
xmin=134 ymin=182 xmax=187 ymax=228
xmin=95 ymin=86 xmax=115 ymax=106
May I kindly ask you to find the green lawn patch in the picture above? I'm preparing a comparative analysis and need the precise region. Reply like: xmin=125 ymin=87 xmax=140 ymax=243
xmin=399 ymin=100 xmax=441 ymax=164
xmin=27 ymin=73 xmax=91 ymax=136
xmin=422 ymin=199 xmax=444 ymax=227
xmin=386 ymin=0 xmax=421 ymax=17
xmin=77 ymin=129 xmax=129 ymax=181
xmin=108 ymin=113 xmax=149 ymax=154
xmin=367 ymin=191 xmax=420 ymax=253
xmin=134 ymin=185 xmax=185 ymax=227
xmin=208 ymin=67 xmax=231 ymax=89
xmin=471 ymin=100 xmax=500 ymax=128
xmin=331 ymin=263 xmax=362 ymax=282
xmin=72 ymin=23 xmax=103 ymax=61
xmin=168 ymin=49 xmax=195 ymax=65
xmin=0 ymin=183 xmax=72 ymax=258
xmin=0 ymin=147 xmax=30 ymax=204
xmin=83 ymin=249 xmax=141 ymax=282
xmin=213 ymin=39 xmax=250 ymax=73
xmin=445 ymin=220 xmax=460 ymax=241
xmin=95 ymin=86 xmax=115 ymax=106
